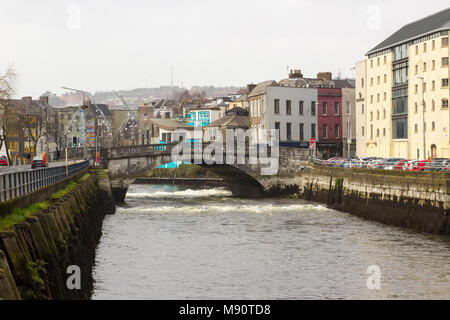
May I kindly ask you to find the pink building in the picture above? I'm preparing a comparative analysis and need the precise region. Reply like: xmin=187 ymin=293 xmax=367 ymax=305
xmin=317 ymin=88 xmax=343 ymax=159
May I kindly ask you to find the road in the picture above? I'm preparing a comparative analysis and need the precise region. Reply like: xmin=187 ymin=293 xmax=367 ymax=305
xmin=0 ymin=160 xmax=85 ymax=174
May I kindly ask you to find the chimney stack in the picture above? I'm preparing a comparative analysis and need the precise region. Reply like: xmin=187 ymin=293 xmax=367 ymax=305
xmin=21 ymin=96 xmax=32 ymax=107
xmin=317 ymin=72 xmax=332 ymax=81
xmin=39 ymin=96 xmax=49 ymax=105
xmin=246 ymin=83 xmax=257 ymax=93
xmin=289 ymin=69 xmax=303 ymax=79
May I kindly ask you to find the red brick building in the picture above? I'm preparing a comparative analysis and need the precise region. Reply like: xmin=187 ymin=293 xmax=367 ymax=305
xmin=317 ymin=88 xmax=343 ymax=159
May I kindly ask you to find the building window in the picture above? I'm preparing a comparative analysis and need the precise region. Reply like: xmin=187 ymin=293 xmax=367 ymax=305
xmin=432 ymin=60 xmax=436 ymax=69
xmin=274 ymin=99 xmax=280 ymax=114
xmin=377 ymin=110 xmax=380 ymax=120
xmin=442 ymin=78 xmax=449 ymax=88
xmin=393 ymin=118 xmax=408 ymax=139
xmin=415 ymin=65 xmax=418 ymax=75
xmin=443 ymin=99 xmax=449 ymax=108
xmin=377 ymin=94 xmax=380 ymax=102
xmin=432 ymin=81 xmax=436 ymax=91
xmin=323 ymin=124 xmax=328 ymax=139
xmin=415 ymin=103 xmax=418 ymax=113
xmin=383 ymin=92 xmax=386 ymax=101
xmin=311 ymin=123 xmax=316 ymax=138
xmin=362 ymin=126 xmax=365 ymax=137
xmin=370 ymin=78 xmax=373 ymax=86
xmin=335 ymin=124 xmax=339 ymax=138
xmin=415 ymin=84 xmax=418 ymax=94
xmin=432 ymin=121 xmax=435 ymax=131
xmin=376 ymin=128 xmax=379 ymax=137
xmin=275 ymin=121 xmax=280 ymax=132
xmin=384 ymin=74 xmax=387 ymax=83
xmin=432 ymin=99 xmax=435 ymax=111
xmin=286 ymin=100 xmax=291 ymax=115
xmin=361 ymin=78 xmax=364 ymax=88
xmin=370 ymin=95 xmax=373 ymax=104
xmin=415 ymin=124 xmax=418 ymax=133
xmin=424 ymin=122 xmax=426 ymax=132
xmin=432 ymin=40 xmax=436 ymax=50
xmin=415 ymin=45 xmax=419 ymax=55
xmin=60 ymin=114 xmax=64 ymax=120
xmin=443 ymin=57 xmax=449 ymax=66
xmin=299 ymin=123 xmax=304 ymax=141
xmin=335 ymin=102 xmax=339 ymax=115
xmin=383 ymin=128 xmax=386 ymax=136
xmin=299 ymin=101 xmax=304 ymax=115
xmin=322 ymin=102 xmax=327 ymax=116
xmin=362 ymin=104 xmax=365 ymax=114
xmin=370 ymin=124 xmax=373 ymax=139
xmin=377 ymin=76 xmax=380 ymax=85
xmin=423 ymin=62 xmax=427 ymax=72
xmin=442 ymin=37 xmax=449 ymax=48
xmin=377 ymin=57 xmax=380 ymax=66
xmin=423 ymin=43 xmax=427 ymax=53
xmin=286 ymin=122 xmax=292 ymax=141
xmin=383 ymin=109 xmax=386 ymax=119
xmin=311 ymin=102 xmax=316 ymax=116
xmin=384 ymin=56 xmax=387 ymax=65
xmin=370 ymin=60 xmax=373 ymax=68
xmin=370 ymin=111 xmax=373 ymax=121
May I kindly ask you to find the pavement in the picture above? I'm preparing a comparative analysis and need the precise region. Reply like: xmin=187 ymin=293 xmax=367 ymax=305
xmin=0 ymin=159 xmax=85 ymax=174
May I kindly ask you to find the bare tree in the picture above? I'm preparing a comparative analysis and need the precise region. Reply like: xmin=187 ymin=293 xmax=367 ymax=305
xmin=0 ymin=65 xmax=18 ymax=164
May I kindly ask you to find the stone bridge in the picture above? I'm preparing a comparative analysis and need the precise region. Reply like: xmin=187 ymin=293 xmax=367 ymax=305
xmin=101 ymin=142 xmax=309 ymax=202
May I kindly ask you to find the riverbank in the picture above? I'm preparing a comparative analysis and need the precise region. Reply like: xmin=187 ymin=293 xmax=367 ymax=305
xmin=0 ymin=171 xmax=107 ymax=300
xmin=259 ymin=166 xmax=450 ymax=235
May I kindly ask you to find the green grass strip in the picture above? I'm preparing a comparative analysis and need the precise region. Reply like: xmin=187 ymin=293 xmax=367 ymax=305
xmin=0 ymin=173 xmax=91 ymax=231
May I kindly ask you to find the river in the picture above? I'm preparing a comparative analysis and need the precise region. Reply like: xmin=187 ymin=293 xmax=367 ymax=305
xmin=91 ymin=184 xmax=450 ymax=300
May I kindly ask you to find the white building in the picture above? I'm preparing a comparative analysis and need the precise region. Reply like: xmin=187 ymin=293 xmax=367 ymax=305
xmin=248 ymin=81 xmax=318 ymax=146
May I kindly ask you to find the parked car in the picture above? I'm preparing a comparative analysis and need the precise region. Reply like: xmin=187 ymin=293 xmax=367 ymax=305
xmin=408 ymin=160 xmax=429 ymax=172
xmin=367 ymin=159 xmax=384 ymax=169
xmin=325 ymin=157 xmax=344 ymax=167
xmin=427 ymin=158 xmax=449 ymax=171
xmin=440 ymin=160 xmax=450 ymax=172
xmin=382 ymin=158 xmax=405 ymax=170
xmin=31 ymin=155 xmax=47 ymax=169
xmin=394 ymin=159 xmax=411 ymax=170
xmin=0 ymin=156 xmax=8 ymax=166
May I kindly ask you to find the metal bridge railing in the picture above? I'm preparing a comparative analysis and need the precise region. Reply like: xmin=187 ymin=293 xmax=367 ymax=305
xmin=0 ymin=160 xmax=90 ymax=202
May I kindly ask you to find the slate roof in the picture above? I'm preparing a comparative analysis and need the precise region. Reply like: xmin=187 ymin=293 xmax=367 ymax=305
xmin=147 ymin=118 xmax=194 ymax=131
xmin=368 ymin=8 xmax=450 ymax=54
xmin=247 ymin=80 xmax=278 ymax=97
xmin=204 ymin=114 xmax=249 ymax=129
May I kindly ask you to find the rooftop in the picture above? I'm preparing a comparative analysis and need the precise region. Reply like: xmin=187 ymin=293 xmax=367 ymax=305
xmin=368 ymin=8 xmax=450 ymax=54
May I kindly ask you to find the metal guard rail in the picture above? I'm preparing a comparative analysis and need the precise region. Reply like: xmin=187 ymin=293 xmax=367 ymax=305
xmin=0 ymin=160 xmax=90 ymax=202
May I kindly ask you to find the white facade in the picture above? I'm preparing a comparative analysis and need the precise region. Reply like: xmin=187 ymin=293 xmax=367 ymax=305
xmin=249 ymin=86 xmax=318 ymax=144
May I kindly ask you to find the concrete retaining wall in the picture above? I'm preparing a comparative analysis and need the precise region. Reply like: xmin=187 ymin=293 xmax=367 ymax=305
xmin=259 ymin=166 xmax=450 ymax=235
xmin=0 ymin=173 xmax=106 ymax=300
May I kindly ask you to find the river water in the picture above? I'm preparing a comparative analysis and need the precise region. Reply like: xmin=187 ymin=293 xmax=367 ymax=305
xmin=92 ymin=184 xmax=450 ymax=300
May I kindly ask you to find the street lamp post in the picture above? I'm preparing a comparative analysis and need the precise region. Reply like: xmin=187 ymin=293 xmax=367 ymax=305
xmin=417 ymin=77 xmax=426 ymax=159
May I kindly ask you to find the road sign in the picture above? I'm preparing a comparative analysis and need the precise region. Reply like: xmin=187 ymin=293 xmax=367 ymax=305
xmin=310 ymin=138 xmax=315 ymax=145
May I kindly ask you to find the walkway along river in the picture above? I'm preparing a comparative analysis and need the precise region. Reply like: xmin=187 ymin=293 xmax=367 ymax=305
xmin=92 ymin=184 xmax=450 ymax=299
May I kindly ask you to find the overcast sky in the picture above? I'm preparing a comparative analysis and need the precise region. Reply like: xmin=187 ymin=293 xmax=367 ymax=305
xmin=1 ymin=0 xmax=449 ymax=97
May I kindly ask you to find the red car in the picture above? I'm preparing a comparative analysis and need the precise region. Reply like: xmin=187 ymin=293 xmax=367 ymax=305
xmin=394 ymin=159 xmax=411 ymax=170
xmin=0 ymin=155 xmax=8 ymax=166
xmin=408 ymin=160 xmax=429 ymax=172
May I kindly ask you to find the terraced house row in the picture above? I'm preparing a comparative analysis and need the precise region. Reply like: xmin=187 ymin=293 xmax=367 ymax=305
xmin=356 ymin=8 xmax=450 ymax=159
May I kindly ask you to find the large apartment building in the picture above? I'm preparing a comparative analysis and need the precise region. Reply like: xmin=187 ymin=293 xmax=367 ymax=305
xmin=361 ymin=8 xmax=450 ymax=159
